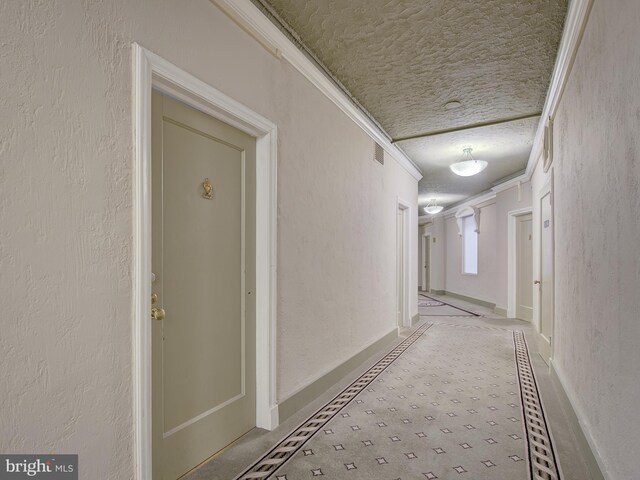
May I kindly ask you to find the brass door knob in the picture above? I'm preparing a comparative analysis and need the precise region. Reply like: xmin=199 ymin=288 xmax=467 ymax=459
xmin=151 ymin=307 xmax=166 ymax=321
xmin=151 ymin=292 xmax=158 ymax=304
xmin=534 ymin=280 xmax=541 ymax=285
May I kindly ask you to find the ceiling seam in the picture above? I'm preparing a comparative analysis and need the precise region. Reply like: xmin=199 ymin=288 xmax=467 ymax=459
xmin=249 ymin=0 xmax=401 ymax=148
xmin=392 ymin=112 xmax=543 ymax=143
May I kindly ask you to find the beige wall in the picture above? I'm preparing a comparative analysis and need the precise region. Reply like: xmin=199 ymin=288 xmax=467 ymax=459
xmin=531 ymin=1 xmax=640 ymax=477
xmin=494 ymin=182 xmax=532 ymax=310
xmin=444 ymin=202 xmax=498 ymax=303
xmin=427 ymin=182 xmax=531 ymax=308
xmin=0 ymin=1 xmax=418 ymax=477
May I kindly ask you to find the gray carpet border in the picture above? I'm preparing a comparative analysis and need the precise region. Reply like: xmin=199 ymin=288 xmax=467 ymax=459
xmin=234 ymin=324 xmax=563 ymax=480
xmin=234 ymin=323 xmax=433 ymax=480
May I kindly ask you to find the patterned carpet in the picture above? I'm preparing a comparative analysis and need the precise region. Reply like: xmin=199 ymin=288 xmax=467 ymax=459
xmin=234 ymin=322 xmax=561 ymax=480
xmin=418 ymin=295 xmax=480 ymax=317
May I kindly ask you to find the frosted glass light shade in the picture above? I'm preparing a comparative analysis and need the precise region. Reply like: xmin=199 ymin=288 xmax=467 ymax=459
xmin=424 ymin=205 xmax=444 ymax=214
xmin=449 ymin=159 xmax=488 ymax=177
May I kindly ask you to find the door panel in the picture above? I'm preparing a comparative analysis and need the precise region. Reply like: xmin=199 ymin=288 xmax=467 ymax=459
xmin=152 ymin=91 xmax=256 ymax=479
xmin=396 ymin=208 xmax=405 ymax=327
xmin=424 ymin=236 xmax=430 ymax=292
xmin=539 ymin=191 xmax=554 ymax=363
xmin=516 ymin=214 xmax=533 ymax=321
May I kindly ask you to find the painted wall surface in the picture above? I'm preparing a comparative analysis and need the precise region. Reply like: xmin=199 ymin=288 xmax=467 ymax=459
xmin=444 ymin=202 xmax=498 ymax=303
xmin=430 ymin=183 xmax=531 ymax=309
xmin=494 ymin=182 xmax=532 ymax=310
xmin=0 ymin=1 xmax=418 ymax=477
xmin=531 ymin=1 xmax=640 ymax=477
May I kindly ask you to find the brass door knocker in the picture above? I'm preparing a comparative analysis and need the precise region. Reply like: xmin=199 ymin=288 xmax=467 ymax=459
xmin=202 ymin=178 xmax=213 ymax=199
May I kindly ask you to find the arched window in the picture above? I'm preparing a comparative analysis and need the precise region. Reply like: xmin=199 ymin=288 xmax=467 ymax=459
xmin=455 ymin=207 xmax=480 ymax=274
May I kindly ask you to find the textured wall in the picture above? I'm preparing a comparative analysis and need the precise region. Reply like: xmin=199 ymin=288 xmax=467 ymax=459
xmin=444 ymin=202 xmax=498 ymax=304
xmin=532 ymin=1 xmax=640 ymax=477
xmin=0 ymin=1 xmax=418 ymax=477
xmin=494 ymin=182 xmax=533 ymax=310
xmin=435 ymin=182 xmax=531 ymax=308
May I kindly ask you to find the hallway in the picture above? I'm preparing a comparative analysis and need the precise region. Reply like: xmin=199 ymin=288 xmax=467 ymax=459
xmin=186 ymin=295 xmax=593 ymax=480
xmin=2 ymin=1 xmax=639 ymax=479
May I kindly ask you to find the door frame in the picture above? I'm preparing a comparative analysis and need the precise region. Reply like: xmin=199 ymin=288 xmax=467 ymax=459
xmin=421 ymin=234 xmax=430 ymax=292
xmin=507 ymin=207 xmax=533 ymax=318
xmin=536 ymin=175 xmax=555 ymax=362
xmin=133 ymin=44 xmax=278 ymax=480
xmin=396 ymin=198 xmax=411 ymax=328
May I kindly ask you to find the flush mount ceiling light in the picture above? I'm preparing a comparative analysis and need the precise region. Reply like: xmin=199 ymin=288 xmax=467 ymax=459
xmin=424 ymin=198 xmax=444 ymax=215
xmin=443 ymin=100 xmax=462 ymax=110
xmin=449 ymin=147 xmax=488 ymax=177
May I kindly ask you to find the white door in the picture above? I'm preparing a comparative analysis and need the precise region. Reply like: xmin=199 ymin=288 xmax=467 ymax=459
xmin=538 ymin=191 xmax=554 ymax=363
xmin=151 ymin=91 xmax=256 ymax=479
xmin=516 ymin=214 xmax=533 ymax=321
xmin=397 ymin=208 xmax=405 ymax=327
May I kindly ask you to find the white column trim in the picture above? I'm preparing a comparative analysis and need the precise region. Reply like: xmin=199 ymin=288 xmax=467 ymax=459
xmin=525 ymin=0 xmax=594 ymax=177
xmin=397 ymin=197 xmax=412 ymax=328
xmin=132 ymin=43 xmax=279 ymax=480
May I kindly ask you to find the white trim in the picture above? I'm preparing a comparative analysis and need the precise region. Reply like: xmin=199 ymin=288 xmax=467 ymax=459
xmin=492 ymin=173 xmax=529 ymax=194
xmin=132 ymin=43 xmax=153 ymax=480
xmin=454 ymin=206 xmax=480 ymax=235
xmin=438 ymin=0 xmax=593 ymax=212
xmin=132 ymin=43 xmax=278 ymax=480
xmin=277 ymin=327 xmax=398 ymax=402
xmin=442 ymin=191 xmax=496 ymax=217
xmin=535 ymin=175 xmax=554 ymax=362
xmin=397 ymin=197 xmax=412 ymax=328
xmin=525 ymin=0 xmax=593 ymax=177
xmin=507 ymin=207 xmax=533 ymax=318
xmin=208 ymin=0 xmax=422 ymax=181
xmin=421 ymin=234 xmax=430 ymax=292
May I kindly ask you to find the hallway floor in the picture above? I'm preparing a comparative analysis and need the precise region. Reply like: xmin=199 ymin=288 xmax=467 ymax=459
xmin=185 ymin=294 xmax=595 ymax=480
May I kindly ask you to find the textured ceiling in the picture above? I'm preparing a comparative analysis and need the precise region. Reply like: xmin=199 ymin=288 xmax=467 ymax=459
xmin=255 ymin=0 xmax=568 ymax=209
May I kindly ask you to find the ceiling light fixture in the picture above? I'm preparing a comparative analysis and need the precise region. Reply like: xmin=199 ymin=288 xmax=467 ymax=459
xmin=444 ymin=100 xmax=462 ymax=110
xmin=424 ymin=198 xmax=444 ymax=215
xmin=449 ymin=148 xmax=488 ymax=177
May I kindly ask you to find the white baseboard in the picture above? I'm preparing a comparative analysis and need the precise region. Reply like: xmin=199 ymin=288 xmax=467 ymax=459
xmin=549 ymin=359 xmax=608 ymax=479
xmin=277 ymin=328 xmax=398 ymax=422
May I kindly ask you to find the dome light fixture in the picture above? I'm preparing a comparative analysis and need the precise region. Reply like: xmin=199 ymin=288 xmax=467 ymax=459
xmin=424 ymin=198 xmax=444 ymax=215
xmin=449 ymin=147 xmax=488 ymax=177
xmin=444 ymin=100 xmax=462 ymax=110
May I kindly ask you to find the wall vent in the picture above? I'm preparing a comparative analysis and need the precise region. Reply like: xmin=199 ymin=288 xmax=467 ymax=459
xmin=374 ymin=142 xmax=385 ymax=165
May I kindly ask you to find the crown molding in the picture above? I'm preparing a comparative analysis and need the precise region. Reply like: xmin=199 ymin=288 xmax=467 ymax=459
xmin=209 ymin=0 xmax=423 ymax=181
xmin=491 ymin=172 xmax=529 ymax=194
xmin=525 ymin=0 xmax=594 ymax=177
xmin=436 ymin=0 xmax=594 ymax=212
xmin=443 ymin=0 xmax=594 ymax=212
xmin=208 ymin=0 xmax=593 ymax=188
xmin=441 ymin=190 xmax=497 ymax=218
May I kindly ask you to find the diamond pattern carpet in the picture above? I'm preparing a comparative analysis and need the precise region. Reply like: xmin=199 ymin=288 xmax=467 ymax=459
xmin=235 ymin=322 xmax=561 ymax=480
